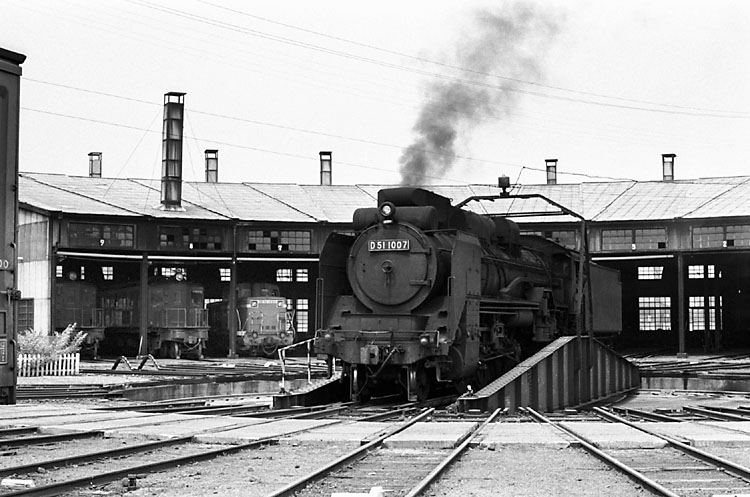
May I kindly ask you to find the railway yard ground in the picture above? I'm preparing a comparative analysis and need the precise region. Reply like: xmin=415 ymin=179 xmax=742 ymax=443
xmin=5 ymin=352 xmax=750 ymax=496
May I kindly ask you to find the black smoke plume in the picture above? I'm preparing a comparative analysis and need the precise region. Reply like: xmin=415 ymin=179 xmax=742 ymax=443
xmin=399 ymin=3 xmax=560 ymax=186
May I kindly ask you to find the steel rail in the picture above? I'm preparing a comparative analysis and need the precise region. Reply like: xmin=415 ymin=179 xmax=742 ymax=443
xmin=403 ymin=408 xmax=501 ymax=497
xmin=0 ymin=435 xmax=194 ymax=478
xmin=611 ymin=406 xmax=683 ymax=422
xmin=698 ymin=404 xmax=750 ymax=418
xmin=0 ymin=430 xmax=104 ymax=449
xmin=356 ymin=407 xmax=419 ymax=422
xmin=524 ymin=407 xmax=681 ymax=497
xmin=0 ymin=426 xmax=38 ymax=437
xmin=683 ymin=405 xmax=750 ymax=421
xmin=593 ymin=406 xmax=750 ymax=480
xmin=1 ymin=436 xmax=280 ymax=497
xmin=265 ymin=408 xmax=436 ymax=497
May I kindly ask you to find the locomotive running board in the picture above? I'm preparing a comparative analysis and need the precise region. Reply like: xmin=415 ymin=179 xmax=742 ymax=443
xmin=457 ymin=336 xmax=640 ymax=414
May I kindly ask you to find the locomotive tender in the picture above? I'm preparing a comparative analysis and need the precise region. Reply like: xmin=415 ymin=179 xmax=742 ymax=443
xmin=315 ymin=187 xmax=621 ymax=401
xmin=207 ymin=282 xmax=294 ymax=357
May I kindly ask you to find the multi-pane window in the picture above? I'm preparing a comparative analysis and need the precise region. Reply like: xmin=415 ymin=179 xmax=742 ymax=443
xmin=635 ymin=229 xmax=667 ymax=250
xmin=548 ymin=231 xmax=578 ymax=250
xmin=247 ymin=230 xmax=311 ymax=252
xmin=725 ymin=225 xmax=750 ymax=247
xmin=294 ymin=299 xmax=309 ymax=333
xmin=160 ymin=267 xmax=186 ymax=279
xmin=276 ymin=269 xmax=293 ymax=282
xmin=602 ymin=228 xmax=667 ymax=251
xmin=688 ymin=264 xmax=717 ymax=279
xmin=295 ymin=269 xmax=309 ymax=282
xmin=16 ymin=298 xmax=34 ymax=332
xmin=693 ymin=225 xmax=750 ymax=249
xmin=638 ymin=266 xmax=664 ymax=280
xmin=101 ymin=267 xmax=114 ymax=281
xmin=159 ymin=226 xmax=222 ymax=250
xmin=689 ymin=296 xmax=721 ymax=331
xmin=219 ymin=268 xmax=231 ymax=282
xmin=692 ymin=226 xmax=723 ymax=249
xmin=601 ymin=229 xmax=633 ymax=251
xmin=69 ymin=222 xmax=134 ymax=248
xmin=638 ymin=296 xmax=671 ymax=331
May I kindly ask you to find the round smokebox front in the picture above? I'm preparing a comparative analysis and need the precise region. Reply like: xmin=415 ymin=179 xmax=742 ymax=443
xmin=348 ymin=223 xmax=436 ymax=310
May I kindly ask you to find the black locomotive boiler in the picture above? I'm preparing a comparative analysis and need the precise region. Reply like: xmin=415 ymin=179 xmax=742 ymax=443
xmin=315 ymin=187 xmax=621 ymax=401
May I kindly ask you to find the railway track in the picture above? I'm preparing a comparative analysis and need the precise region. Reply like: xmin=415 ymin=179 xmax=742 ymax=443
xmin=268 ymin=408 xmax=500 ymax=497
xmin=526 ymin=406 xmax=750 ymax=497
xmin=16 ymin=384 xmax=115 ymax=400
xmin=0 ymin=400 xmax=433 ymax=496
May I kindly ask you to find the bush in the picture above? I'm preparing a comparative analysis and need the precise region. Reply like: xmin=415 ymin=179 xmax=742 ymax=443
xmin=17 ymin=324 xmax=87 ymax=359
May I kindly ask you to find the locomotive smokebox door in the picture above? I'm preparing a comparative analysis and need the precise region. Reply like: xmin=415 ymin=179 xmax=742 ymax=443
xmin=360 ymin=344 xmax=380 ymax=365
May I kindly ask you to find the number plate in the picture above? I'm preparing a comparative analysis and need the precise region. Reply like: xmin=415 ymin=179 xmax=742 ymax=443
xmin=0 ymin=339 xmax=6 ymax=365
xmin=368 ymin=239 xmax=410 ymax=252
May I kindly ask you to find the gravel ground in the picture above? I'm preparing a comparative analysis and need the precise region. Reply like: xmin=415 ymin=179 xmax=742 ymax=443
xmin=62 ymin=441 xmax=358 ymax=497
xmin=423 ymin=445 xmax=648 ymax=497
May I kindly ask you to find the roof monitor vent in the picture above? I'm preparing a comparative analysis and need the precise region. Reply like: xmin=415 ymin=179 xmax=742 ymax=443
xmin=319 ymin=151 xmax=332 ymax=186
xmin=161 ymin=92 xmax=186 ymax=211
xmin=88 ymin=152 xmax=102 ymax=178
xmin=662 ymin=153 xmax=676 ymax=181
xmin=205 ymin=149 xmax=218 ymax=183
xmin=545 ymin=158 xmax=557 ymax=185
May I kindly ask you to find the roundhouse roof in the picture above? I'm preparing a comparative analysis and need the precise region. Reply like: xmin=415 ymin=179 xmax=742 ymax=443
xmin=19 ymin=172 xmax=750 ymax=224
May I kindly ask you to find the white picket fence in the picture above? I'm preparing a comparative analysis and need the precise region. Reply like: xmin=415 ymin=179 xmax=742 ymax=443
xmin=17 ymin=353 xmax=80 ymax=377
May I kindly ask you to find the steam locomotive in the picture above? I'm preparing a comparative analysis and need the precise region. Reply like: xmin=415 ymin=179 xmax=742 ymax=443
xmin=315 ymin=187 xmax=621 ymax=401
xmin=207 ymin=282 xmax=294 ymax=357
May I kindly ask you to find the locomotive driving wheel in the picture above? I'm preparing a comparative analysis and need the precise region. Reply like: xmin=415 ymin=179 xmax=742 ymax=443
xmin=407 ymin=364 xmax=431 ymax=402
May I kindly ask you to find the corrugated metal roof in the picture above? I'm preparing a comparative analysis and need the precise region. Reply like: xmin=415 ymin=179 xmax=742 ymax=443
xmin=19 ymin=173 xmax=750 ymax=225
xmin=20 ymin=174 xmax=141 ymax=216
xmin=184 ymin=182 xmax=317 ymax=222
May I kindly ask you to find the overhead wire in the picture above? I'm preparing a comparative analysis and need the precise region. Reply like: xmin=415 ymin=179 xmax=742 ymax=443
xmin=128 ymin=0 xmax=750 ymax=119
xmin=15 ymin=1 xmax=749 ymax=186
xmin=22 ymin=104 xmax=635 ymax=183
xmin=199 ymin=0 xmax=750 ymax=117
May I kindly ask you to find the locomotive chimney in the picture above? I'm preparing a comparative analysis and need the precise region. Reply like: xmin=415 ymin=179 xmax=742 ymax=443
xmin=319 ymin=151 xmax=332 ymax=186
xmin=662 ymin=153 xmax=676 ymax=181
xmin=161 ymin=92 xmax=186 ymax=211
xmin=88 ymin=152 xmax=102 ymax=178
xmin=204 ymin=149 xmax=218 ymax=183
xmin=545 ymin=158 xmax=557 ymax=185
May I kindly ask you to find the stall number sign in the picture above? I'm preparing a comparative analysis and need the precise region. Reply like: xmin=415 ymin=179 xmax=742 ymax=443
xmin=368 ymin=239 xmax=410 ymax=252
xmin=0 ymin=339 xmax=6 ymax=365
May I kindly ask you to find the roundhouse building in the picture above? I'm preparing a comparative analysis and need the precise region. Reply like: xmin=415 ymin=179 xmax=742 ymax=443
xmin=15 ymin=161 xmax=750 ymax=357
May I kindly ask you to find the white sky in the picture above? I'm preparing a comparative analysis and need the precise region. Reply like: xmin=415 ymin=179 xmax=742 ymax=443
xmin=3 ymin=0 xmax=750 ymax=186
